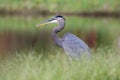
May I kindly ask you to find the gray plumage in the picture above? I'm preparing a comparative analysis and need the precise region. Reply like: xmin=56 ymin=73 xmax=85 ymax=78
xmin=62 ymin=33 xmax=90 ymax=60
xmin=36 ymin=15 xmax=91 ymax=60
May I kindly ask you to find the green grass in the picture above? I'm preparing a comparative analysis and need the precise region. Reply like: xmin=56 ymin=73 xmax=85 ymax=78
xmin=0 ymin=48 xmax=120 ymax=80
xmin=0 ymin=0 xmax=120 ymax=12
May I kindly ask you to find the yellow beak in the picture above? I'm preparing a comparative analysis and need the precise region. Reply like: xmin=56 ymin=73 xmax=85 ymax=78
xmin=36 ymin=19 xmax=53 ymax=27
xmin=36 ymin=22 xmax=50 ymax=27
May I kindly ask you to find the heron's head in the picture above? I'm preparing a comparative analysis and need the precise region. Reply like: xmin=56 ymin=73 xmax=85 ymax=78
xmin=36 ymin=15 xmax=65 ymax=27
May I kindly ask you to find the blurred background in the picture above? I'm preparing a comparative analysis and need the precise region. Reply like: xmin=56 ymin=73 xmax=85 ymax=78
xmin=0 ymin=0 xmax=120 ymax=54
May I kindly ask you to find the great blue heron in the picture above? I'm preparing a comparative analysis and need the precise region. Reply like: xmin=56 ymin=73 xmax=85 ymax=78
xmin=36 ymin=15 xmax=90 ymax=60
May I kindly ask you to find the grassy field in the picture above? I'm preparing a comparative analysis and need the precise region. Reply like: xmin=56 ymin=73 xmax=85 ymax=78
xmin=0 ymin=0 xmax=120 ymax=12
xmin=0 ymin=0 xmax=120 ymax=79
xmin=0 ymin=48 xmax=120 ymax=80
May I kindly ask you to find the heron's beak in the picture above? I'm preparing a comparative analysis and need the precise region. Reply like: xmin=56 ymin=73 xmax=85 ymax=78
xmin=36 ymin=19 xmax=53 ymax=27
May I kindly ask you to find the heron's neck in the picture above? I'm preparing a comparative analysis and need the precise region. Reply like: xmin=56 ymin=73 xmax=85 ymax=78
xmin=52 ymin=20 xmax=65 ymax=47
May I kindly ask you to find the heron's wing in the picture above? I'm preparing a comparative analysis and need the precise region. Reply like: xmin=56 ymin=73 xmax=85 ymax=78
xmin=62 ymin=33 xmax=90 ymax=59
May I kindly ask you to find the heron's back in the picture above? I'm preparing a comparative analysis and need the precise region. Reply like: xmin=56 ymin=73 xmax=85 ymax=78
xmin=62 ymin=33 xmax=90 ymax=60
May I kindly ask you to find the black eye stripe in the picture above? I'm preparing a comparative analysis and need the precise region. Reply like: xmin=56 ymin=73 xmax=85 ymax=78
xmin=55 ymin=15 xmax=63 ymax=18
xmin=54 ymin=15 xmax=65 ymax=20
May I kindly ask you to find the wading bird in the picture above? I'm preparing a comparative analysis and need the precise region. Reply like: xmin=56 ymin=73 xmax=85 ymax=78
xmin=36 ymin=15 xmax=90 ymax=60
